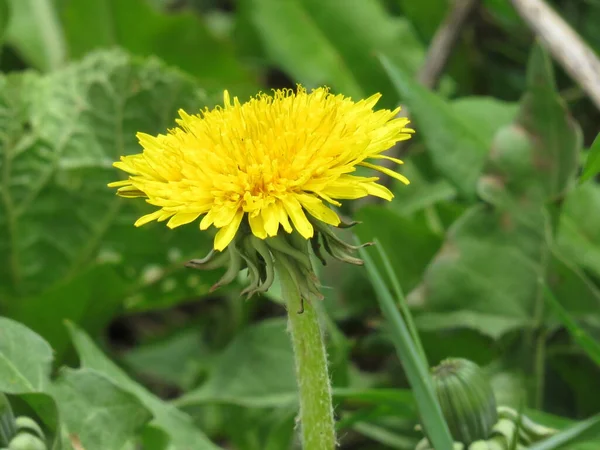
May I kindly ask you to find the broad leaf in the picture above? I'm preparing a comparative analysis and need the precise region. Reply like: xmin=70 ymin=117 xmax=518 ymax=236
xmin=51 ymin=368 xmax=151 ymax=450
xmin=178 ymin=319 xmax=298 ymax=408
xmin=0 ymin=317 xmax=52 ymax=393
xmin=66 ymin=322 xmax=221 ymax=450
xmin=61 ymin=0 xmax=258 ymax=96
xmin=380 ymin=54 xmax=490 ymax=198
xmin=479 ymin=44 xmax=580 ymax=204
xmin=5 ymin=0 xmax=66 ymax=71
xmin=557 ymin=183 xmax=600 ymax=279
xmin=354 ymin=207 xmax=442 ymax=294
xmin=10 ymin=265 xmax=126 ymax=360
xmin=241 ymin=0 xmax=426 ymax=107
xmin=408 ymin=204 xmax=548 ymax=321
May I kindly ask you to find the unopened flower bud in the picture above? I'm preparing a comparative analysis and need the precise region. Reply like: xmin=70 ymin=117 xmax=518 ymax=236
xmin=431 ymin=358 xmax=498 ymax=446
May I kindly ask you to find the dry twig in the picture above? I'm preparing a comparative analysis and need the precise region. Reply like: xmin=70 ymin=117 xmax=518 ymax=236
xmin=511 ymin=0 xmax=600 ymax=111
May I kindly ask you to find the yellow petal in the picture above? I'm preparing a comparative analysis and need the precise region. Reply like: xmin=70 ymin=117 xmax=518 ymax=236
xmin=116 ymin=186 xmax=147 ymax=198
xmin=297 ymin=194 xmax=340 ymax=227
xmin=321 ymin=176 xmax=370 ymax=199
xmin=134 ymin=210 xmax=163 ymax=227
xmin=275 ymin=202 xmax=293 ymax=233
xmin=200 ymin=208 xmax=217 ymax=230
xmin=363 ymin=182 xmax=394 ymax=201
xmin=214 ymin=210 xmax=244 ymax=251
xmin=249 ymin=211 xmax=268 ymax=239
xmin=281 ymin=196 xmax=313 ymax=239
xmin=369 ymin=154 xmax=404 ymax=165
xmin=359 ymin=161 xmax=410 ymax=185
xmin=167 ymin=212 xmax=201 ymax=229
xmin=108 ymin=180 xmax=132 ymax=187
xmin=262 ymin=203 xmax=280 ymax=236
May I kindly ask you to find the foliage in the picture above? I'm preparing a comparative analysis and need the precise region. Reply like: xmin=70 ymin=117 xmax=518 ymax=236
xmin=1 ymin=0 xmax=600 ymax=449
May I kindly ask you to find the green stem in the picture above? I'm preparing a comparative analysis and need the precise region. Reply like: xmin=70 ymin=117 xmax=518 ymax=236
xmin=276 ymin=259 xmax=336 ymax=450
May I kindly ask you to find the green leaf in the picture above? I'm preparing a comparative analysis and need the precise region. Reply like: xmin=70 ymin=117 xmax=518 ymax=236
xmin=9 ymin=265 xmax=126 ymax=361
xmin=122 ymin=329 xmax=209 ymax=391
xmin=19 ymin=393 xmax=66 ymax=450
xmin=380 ymin=54 xmax=489 ymax=198
xmin=450 ymin=97 xmax=519 ymax=148
xmin=398 ymin=0 xmax=447 ymax=40
xmin=61 ymin=0 xmax=258 ymax=96
xmin=557 ymin=183 xmax=600 ymax=279
xmin=50 ymin=368 xmax=151 ymax=450
xmin=414 ymin=311 xmax=529 ymax=340
xmin=65 ymin=322 xmax=221 ymax=450
xmin=408 ymin=204 xmax=548 ymax=324
xmin=0 ymin=0 xmax=10 ymax=43
xmin=581 ymin=133 xmax=600 ymax=183
xmin=354 ymin=206 xmax=442 ymax=294
xmin=0 ymin=49 xmax=218 ymax=312
xmin=358 ymin=244 xmax=455 ymax=450
xmin=177 ymin=319 xmax=297 ymax=408
xmin=479 ymin=44 xmax=581 ymax=204
xmin=529 ymin=413 xmax=600 ymax=450
xmin=5 ymin=0 xmax=66 ymax=71
xmin=241 ymin=0 xmax=426 ymax=107
xmin=0 ymin=317 xmax=52 ymax=394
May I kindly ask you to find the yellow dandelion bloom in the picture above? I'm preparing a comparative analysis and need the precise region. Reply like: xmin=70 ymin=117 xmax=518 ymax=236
xmin=109 ymin=86 xmax=414 ymax=251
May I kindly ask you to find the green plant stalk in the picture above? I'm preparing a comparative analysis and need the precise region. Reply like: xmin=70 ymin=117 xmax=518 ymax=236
xmin=276 ymin=260 xmax=336 ymax=450
xmin=374 ymin=239 xmax=429 ymax=367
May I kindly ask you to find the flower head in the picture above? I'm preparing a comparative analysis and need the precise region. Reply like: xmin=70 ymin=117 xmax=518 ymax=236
xmin=109 ymin=86 xmax=413 ymax=251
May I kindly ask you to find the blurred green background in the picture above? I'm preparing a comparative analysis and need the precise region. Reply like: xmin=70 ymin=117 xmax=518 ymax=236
xmin=0 ymin=0 xmax=600 ymax=449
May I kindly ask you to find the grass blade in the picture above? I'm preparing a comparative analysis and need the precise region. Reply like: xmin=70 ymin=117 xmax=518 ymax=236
xmin=529 ymin=414 xmax=600 ymax=450
xmin=374 ymin=238 xmax=429 ymax=367
xmin=358 ymin=243 xmax=454 ymax=450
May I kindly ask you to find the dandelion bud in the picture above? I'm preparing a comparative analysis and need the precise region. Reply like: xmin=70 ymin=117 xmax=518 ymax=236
xmin=431 ymin=358 xmax=498 ymax=446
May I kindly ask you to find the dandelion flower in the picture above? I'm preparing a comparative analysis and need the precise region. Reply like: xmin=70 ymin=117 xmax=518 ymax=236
xmin=109 ymin=86 xmax=413 ymax=251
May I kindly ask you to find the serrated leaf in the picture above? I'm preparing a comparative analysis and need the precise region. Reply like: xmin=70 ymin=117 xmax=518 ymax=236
xmin=241 ymin=0 xmax=426 ymax=107
xmin=0 ymin=317 xmax=52 ymax=394
xmin=581 ymin=133 xmax=600 ymax=183
xmin=5 ymin=0 xmax=66 ymax=71
xmin=65 ymin=322 xmax=221 ymax=450
xmin=380 ymin=54 xmax=489 ymax=198
xmin=0 ymin=49 xmax=219 ymax=312
xmin=50 ymin=368 xmax=151 ymax=450
xmin=178 ymin=319 xmax=298 ymax=408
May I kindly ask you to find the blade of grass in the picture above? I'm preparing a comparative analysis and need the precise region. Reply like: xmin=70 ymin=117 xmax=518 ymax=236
xmin=358 ymin=242 xmax=454 ymax=450
xmin=374 ymin=238 xmax=429 ymax=367
xmin=543 ymin=285 xmax=600 ymax=366
xmin=529 ymin=414 xmax=600 ymax=450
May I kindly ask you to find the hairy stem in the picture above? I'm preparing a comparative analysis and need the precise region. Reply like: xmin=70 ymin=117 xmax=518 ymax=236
xmin=277 ymin=260 xmax=336 ymax=450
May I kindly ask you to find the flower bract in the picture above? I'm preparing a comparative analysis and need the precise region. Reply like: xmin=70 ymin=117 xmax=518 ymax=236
xmin=109 ymin=86 xmax=414 ymax=250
